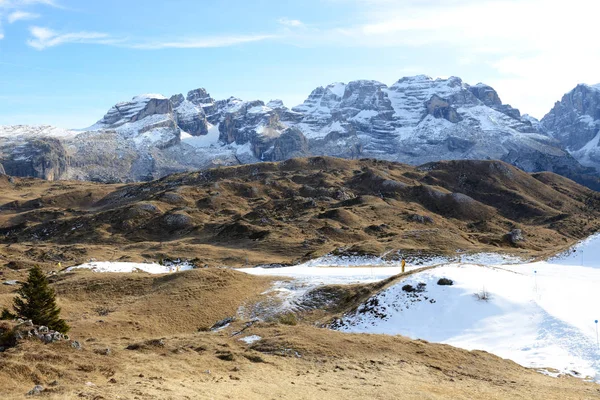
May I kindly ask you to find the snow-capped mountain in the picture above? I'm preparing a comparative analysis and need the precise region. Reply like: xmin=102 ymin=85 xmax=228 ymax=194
xmin=541 ymin=84 xmax=600 ymax=172
xmin=0 ymin=75 xmax=597 ymax=185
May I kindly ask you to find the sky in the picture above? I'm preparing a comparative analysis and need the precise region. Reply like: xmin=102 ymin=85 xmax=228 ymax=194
xmin=0 ymin=0 xmax=598 ymax=128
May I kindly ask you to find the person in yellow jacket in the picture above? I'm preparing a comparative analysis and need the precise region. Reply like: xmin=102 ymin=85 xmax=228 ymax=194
xmin=401 ymin=259 xmax=406 ymax=273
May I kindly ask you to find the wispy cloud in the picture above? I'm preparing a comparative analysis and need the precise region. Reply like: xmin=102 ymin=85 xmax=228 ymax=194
xmin=7 ymin=10 xmax=39 ymax=23
xmin=129 ymin=34 xmax=275 ymax=50
xmin=26 ymin=26 xmax=118 ymax=49
xmin=277 ymin=17 xmax=304 ymax=28
xmin=0 ymin=0 xmax=60 ymax=39
xmin=0 ymin=0 xmax=59 ymax=9
xmin=25 ymin=25 xmax=275 ymax=50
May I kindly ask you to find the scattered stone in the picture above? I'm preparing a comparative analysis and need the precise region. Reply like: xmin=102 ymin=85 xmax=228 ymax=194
xmin=94 ymin=348 xmax=111 ymax=356
xmin=506 ymin=229 xmax=525 ymax=244
xmin=210 ymin=316 xmax=235 ymax=331
xmin=2 ymin=280 xmax=19 ymax=286
xmin=26 ymin=385 xmax=44 ymax=396
xmin=71 ymin=341 xmax=82 ymax=350
xmin=216 ymin=351 xmax=235 ymax=361
xmin=407 ymin=214 xmax=434 ymax=224
xmin=49 ymin=380 xmax=59 ymax=387
xmin=402 ymin=283 xmax=427 ymax=293
xmin=109 ymin=378 xmax=117 ymax=384
xmin=437 ymin=278 xmax=454 ymax=286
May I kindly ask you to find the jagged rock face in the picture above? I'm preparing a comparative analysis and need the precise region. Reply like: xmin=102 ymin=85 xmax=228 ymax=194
xmin=170 ymin=94 xmax=209 ymax=137
xmin=1 ymin=76 xmax=599 ymax=188
xmin=187 ymin=88 xmax=218 ymax=123
xmin=268 ymin=127 xmax=309 ymax=161
xmin=89 ymin=94 xmax=181 ymax=149
xmin=541 ymin=84 xmax=600 ymax=171
xmin=285 ymin=75 xmax=565 ymax=172
xmin=217 ymin=99 xmax=289 ymax=160
xmin=99 ymin=95 xmax=172 ymax=126
xmin=1 ymin=138 xmax=69 ymax=180
xmin=425 ymin=95 xmax=462 ymax=123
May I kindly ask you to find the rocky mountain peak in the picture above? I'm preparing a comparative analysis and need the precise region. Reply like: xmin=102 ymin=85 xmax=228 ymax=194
xmin=468 ymin=83 xmax=502 ymax=107
xmin=186 ymin=88 xmax=214 ymax=106
xmin=2 ymin=76 xmax=600 ymax=189
xmin=95 ymin=94 xmax=172 ymax=128
xmin=541 ymin=83 xmax=600 ymax=170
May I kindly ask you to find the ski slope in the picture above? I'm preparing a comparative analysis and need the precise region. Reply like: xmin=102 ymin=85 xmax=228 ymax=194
xmin=241 ymin=234 xmax=600 ymax=381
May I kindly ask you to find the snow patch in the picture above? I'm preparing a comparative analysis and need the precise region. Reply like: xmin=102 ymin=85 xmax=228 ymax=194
xmin=239 ymin=335 xmax=262 ymax=344
xmin=67 ymin=261 xmax=195 ymax=274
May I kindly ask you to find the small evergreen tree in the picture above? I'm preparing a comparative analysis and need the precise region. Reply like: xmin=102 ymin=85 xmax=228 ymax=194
xmin=6 ymin=266 xmax=69 ymax=333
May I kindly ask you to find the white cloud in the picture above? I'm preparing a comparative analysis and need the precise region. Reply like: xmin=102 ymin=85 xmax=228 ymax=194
xmin=8 ymin=10 xmax=39 ymax=23
xmin=27 ymin=26 xmax=116 ymax=49
xmin=279 ymin=0 xmax=600 ymax=118
xmin=130 ymin=34 xmax=275 ymax=49
xmin=0 ymin=0 xmax=59 ymax=9
xmin=25 ymin=26 xmax=275 ymax=50
xmin=277 ymin=18 xmax=304 ymax=28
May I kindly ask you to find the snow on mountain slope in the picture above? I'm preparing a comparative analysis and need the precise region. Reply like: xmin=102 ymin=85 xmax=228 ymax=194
xmin=0 ymin=125 xmax=79 ymax=140
xmin=330 ymin=236 xmax=600 ymax=380
xmin=0 ymin=76 xmax=595 ymax=184
xmin=283 ymin=75 xmax=580 ymax=173
xmin=240 ymin=235 xmax=600 ymax=381
xmin=333 ymin=264 xmax=600 ymax=379
xmin=542 ymin=84 xmax=600 ymax=171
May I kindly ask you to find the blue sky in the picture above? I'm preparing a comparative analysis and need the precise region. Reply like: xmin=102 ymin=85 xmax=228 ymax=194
xmin=0 ymin=0 xmax=597 ymax=128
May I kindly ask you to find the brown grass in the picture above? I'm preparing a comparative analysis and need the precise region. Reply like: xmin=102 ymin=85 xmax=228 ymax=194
xmin=0 ymin=157 xmax=598 ymax=271
xmin=0 ymin=267 xmax=599 ymax=399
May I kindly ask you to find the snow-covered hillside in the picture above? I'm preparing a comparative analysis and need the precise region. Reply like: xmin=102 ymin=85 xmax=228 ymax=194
xmin=240 ymin=235 xmax=600 ymax=381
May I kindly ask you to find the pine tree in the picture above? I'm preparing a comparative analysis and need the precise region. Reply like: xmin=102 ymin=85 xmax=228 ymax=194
xmin=11 ymin=266 xmax=69 ymax=333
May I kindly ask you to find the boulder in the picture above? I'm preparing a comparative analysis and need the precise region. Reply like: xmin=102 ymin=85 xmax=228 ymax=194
xmin=506 ymin=229 xmax=525 ymax=244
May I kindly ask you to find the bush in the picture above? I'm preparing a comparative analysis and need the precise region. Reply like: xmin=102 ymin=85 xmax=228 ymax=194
xmin=0 ymin=309 xmax=15 ymax=320
xmin=475 ymin=288 xmax=491 ymax=301
xmin=278 ymin=312 xmax=298 ymax=326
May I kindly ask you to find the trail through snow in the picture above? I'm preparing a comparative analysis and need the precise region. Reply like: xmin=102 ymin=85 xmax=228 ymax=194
xmin=239 ymin=235 xmax=600 ymax=381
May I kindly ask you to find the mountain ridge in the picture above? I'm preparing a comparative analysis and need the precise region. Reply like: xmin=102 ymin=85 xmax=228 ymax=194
xmin=1 ymin=75 xmax=599 ymax=189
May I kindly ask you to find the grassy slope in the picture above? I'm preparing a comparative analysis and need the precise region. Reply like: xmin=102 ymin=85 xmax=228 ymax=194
xmin=1 ymin=268 xmax=599 ymax=399
xmin=0 ymin=157 xmax=598 ymax=270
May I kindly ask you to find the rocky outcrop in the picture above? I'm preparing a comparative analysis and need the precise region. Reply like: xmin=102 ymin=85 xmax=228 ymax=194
xmin=217 ymin=99 xmax=288 ymax=160
xmin=171 ymin=94 xmax=209 ymax=136
xmin=1 ymin=138 xmax=69 ymax=180
xmin=425 ymin=95 xmax=462 ymax=123
xmin=541 ymin=84 xmax=600 ymax=171
xmin=268 ymin=127 xmax=309 ymax=161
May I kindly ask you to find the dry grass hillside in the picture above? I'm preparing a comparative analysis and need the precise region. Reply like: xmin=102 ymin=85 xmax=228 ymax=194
xmin=1 ymin=267 xmax=600 ymax=399
xmin=0 ymin=157 xmax=598 ymax=270
xmin=1 ymin=157 xmax=600 ymax=398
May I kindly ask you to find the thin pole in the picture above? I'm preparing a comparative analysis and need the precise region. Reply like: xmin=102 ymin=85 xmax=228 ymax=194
xmin=595 ymin=320 xmax=599 ymax=350
xmin=534 ymin=270 xmax=537 ymax=293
